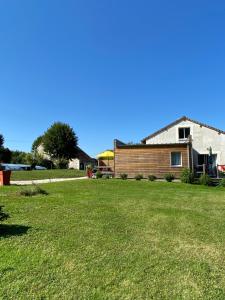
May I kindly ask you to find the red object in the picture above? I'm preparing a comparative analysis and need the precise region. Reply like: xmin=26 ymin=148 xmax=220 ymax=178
xmin=87 ymin=169 xmax=93 ymax=178
xmin=0 ymin=170 xmax=11 ymax=186
xmin=218 ymin=165 xmax=225 ymax=173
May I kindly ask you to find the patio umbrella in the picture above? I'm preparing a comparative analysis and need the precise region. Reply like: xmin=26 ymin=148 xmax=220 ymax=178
xmin=97 ymin=150 xmax=114 ymax=159
xmin=97 ymin=150 xmax=114 ymax=166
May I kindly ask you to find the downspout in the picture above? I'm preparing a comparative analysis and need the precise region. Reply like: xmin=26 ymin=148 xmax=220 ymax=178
xmin=187 ymin=135 xmax=193 ymax=171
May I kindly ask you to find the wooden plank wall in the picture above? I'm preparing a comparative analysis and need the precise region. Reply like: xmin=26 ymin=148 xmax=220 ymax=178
xmin=114 ymin=144 xmax=190 ymax=178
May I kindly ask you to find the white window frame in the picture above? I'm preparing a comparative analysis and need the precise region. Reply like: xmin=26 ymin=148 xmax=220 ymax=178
xmin=171 ymin=152 xmax=183 ymax=167
xmin=178 ymin=127 xmax=190 ymax=140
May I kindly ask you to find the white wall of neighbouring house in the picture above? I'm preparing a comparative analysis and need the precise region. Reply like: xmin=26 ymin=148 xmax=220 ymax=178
xmin=145 ymin=120 xmax=225 ymax=165
xmin=37 ymin=144 xmax=50 ymax=159
xmin=37 ymin=144 xmax=81 ymax=169
xmin=68 ymin=159 xmax=80 ymax=170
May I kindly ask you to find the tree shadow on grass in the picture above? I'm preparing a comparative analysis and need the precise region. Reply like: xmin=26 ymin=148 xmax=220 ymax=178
xmin=0 ymin=224 xmax=31 ymax=238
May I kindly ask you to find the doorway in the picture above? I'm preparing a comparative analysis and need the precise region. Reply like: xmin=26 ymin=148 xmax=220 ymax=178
xmin=197 ymin=154 xmax=217 ymax=176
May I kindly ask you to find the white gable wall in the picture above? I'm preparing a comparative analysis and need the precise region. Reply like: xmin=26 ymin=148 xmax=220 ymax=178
xmin=145 ymin=120 xmax=225 ymax=165
xmin=37 ymin=145 xmax=81 ymax=169
xmin=68 ymin=158 xmax=80 ymax=170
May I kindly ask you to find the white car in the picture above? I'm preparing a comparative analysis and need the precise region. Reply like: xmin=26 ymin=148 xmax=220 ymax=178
xmin=35 ymin=166 xmax=47 ymax=170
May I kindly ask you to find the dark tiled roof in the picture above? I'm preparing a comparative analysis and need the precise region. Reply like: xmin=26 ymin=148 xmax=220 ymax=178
xmin=141 ymin=116 xmax=225 ymax=143
xmin=75 ymin=147 xmax=95 ymax=161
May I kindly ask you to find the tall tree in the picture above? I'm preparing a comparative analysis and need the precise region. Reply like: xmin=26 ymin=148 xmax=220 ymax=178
xmin=0 ymin=134 xmax=12 ymax=163
xmin=42 ymin=122 xmax=78 ymax=160
xmin=0 ymin=134 xmax=4 ymax=148
xmin=10 ymin=151 xmax=28 ymax=164
xmin=0 ymin=148 xmax=12 ymax=163
xmin=32 ymin=135 xmax=43 ymax=153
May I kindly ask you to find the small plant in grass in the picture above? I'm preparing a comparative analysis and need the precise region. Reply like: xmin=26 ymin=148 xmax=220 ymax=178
xmin=0 ymin=206 xmax=9 ymax=222
xmin=148 ymin=175 xmax=156 ymax=181
xmin=218 ymin=178 xmax=225 ymax=187
xmin=164 ymin=173 xmax=175 ymax=182
xmin=96 ymin=171 xmax=103 ymax=179
xmin=199 ymin=174 xmax=213 ymax=186
xmin=135 ymin=174 xmax=143 ymax=181
xmin=19 ymin=185 xmax=48 ymax=197
xmin=120 ymin=173 xmax=128 ymax=180
xmin=218 ymin=171 xmax=225 ymax=178
xmin=181 ymin=168 xmax=195 ymax=184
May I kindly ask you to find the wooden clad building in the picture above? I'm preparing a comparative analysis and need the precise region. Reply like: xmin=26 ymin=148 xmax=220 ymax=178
xmin=113 ymin=116 xmax=225 ymax=178
xmin=114 ymin=139 xmax=192 ymax=178
xmin=99 ymin=158 xmax=114 ymax=170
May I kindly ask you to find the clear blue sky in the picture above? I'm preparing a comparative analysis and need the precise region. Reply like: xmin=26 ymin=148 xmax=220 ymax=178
xmin=0 ymin=0 xmax=225 ymax=157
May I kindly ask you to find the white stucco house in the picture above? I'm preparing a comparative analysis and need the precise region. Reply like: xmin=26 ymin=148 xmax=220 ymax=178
xmin=141 ymin=116 xmax=225 ymax=176
xmin=37 ymin=144 xmax=96 ymax=170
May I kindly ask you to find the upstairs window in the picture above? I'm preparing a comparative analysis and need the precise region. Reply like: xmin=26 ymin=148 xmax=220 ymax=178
xmin=171 ymin=152 xmax=182 ymax=167
xmin=179 ymin=127 xmax=190 ymax=140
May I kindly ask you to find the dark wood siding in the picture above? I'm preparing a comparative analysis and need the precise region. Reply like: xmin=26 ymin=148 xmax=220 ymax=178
xmin=114 ymin=144 xmax=190 ymax=178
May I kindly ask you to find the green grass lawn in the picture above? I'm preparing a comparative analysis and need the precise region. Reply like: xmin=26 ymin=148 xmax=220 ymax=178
xmin=11 ymin=169 xmax=86 ymax=181
xmin=1 ymin=180 xmax=225 ymax=299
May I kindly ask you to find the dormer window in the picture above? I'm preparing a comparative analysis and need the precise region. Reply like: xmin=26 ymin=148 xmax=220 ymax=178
xmin=179 ymin=127 xmax=190 ymax=140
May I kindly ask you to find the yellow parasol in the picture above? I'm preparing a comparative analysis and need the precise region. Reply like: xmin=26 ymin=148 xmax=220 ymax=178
xmin=97 ymin=150 xmax=114 ymax=159
xmin=97 ymin=150 xmax=114 ymax=167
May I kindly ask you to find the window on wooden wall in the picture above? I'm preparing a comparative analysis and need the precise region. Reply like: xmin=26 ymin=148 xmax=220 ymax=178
xmin=171 ymin=152 xmax=182 ymax=167
xmin=178 ymin=127 xmax=190 ymax=140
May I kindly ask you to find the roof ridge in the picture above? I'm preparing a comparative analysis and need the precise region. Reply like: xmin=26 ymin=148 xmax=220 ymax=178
xmin=141 ymin=116 xmax=225 ymax=143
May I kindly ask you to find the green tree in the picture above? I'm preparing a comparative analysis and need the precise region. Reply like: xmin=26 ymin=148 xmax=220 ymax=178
xmin=0 ymin=134 xmax=12 ymax=163
xmin=32 ymin=135 xmax=43 ymax=153
xmin=0 ymin=134 xmax=4 ymax=148
xmin=0 ymin=148 xmax=12 ymax=163
xmin=11 ymin=151 xmax=29 ymax=164
xmin=26 ymin=152 xmax=54 ymax=169
xmin=42 ymin=122 xmax=78 ymax=160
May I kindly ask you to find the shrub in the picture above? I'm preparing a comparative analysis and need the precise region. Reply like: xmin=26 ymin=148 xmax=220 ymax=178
xmin=86 ymin=164 xmax=93 ymax=171
xmin=96 ymin=171 xmax=103 ymax=179
xmin=10 ymin=150 xmax=28 ymax=164
xmin=218 ymin=178 xmax=225 ymax=187
xmin=180 ymin=168 xmax=195 ymax=184
xmin=55 ymin=158 xmax=69 ymax=169
xmin=135 ymin=174 xmax=143 ymax=181
xmin=120 ymin=173 xmax=128 ymax=180
xmin=31 ymin=153 xmax=55 ymax=169
xmin=199 ymin=174 xmax=213 ymax=186
xmin=19 ymin=185 xmax=48 ymax=197
xmin=0 ymin=206 xmax=9 ymax=222
xmin=35 ymin=186 xmax=48 ymax=195
xmin=218 ymin=171 xmax=225 ymax=178
xmin=148 ymin=175 xmax=156 ymax=181
xmin=164 ymin=173 xmax=175 ymax=182
xmin=39 ymin=158 xmax=54 ymax=169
